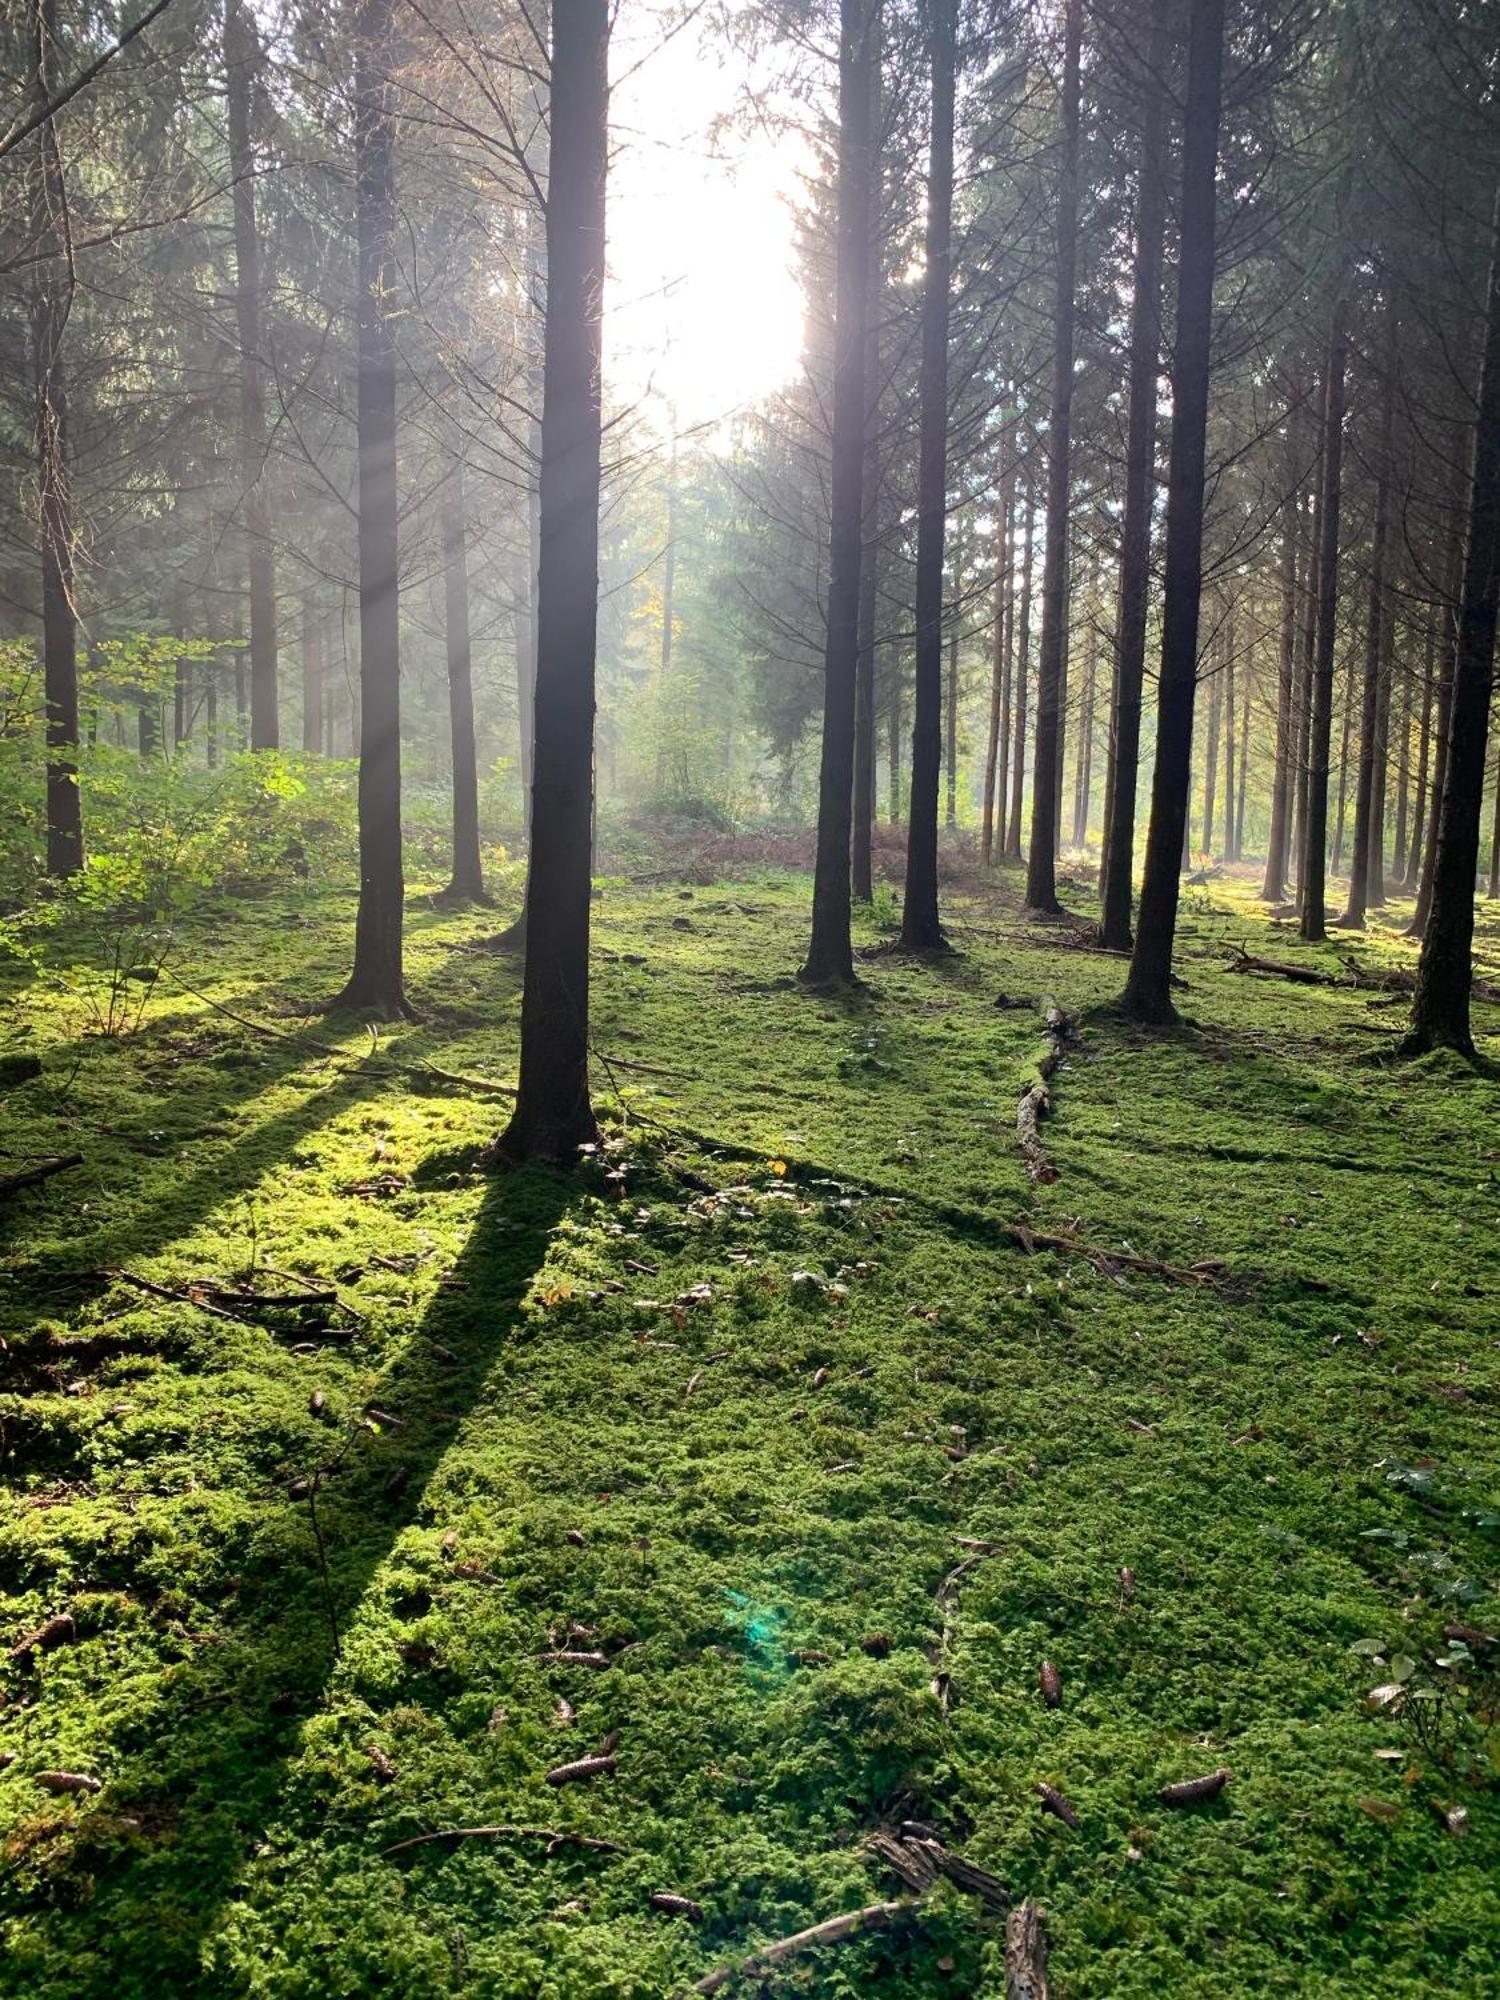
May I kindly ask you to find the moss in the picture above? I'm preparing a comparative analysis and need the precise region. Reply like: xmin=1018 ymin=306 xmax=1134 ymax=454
xmin=1 ymin=869 xmax=1497 ymax=1995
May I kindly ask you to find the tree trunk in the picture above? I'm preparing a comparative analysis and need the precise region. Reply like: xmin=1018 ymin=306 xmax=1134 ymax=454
xmin=899 ymin=0 xmax=955 ymax=949
xmin=1299 ymin=305 xmax=1348 ymax=941
xmin=1410 ymin=523 xmax=1462 ymax=933
xmin=852 ymin=19 xmax=883 ymax=903
xmin=1234 ymin=655 xmax=1250 ymax=859
xmin=945 ymin=592 xmax=959 ymax=830
xmin=1098 ymin=34 xmax=1167 ymax=935
xmin=30 ymin=0 xmax=83 ymax=878
xmin=1406 ymin=190 xmax=1500 ymax=1057
xmin=1402 ymin=621 xmax=1434 ymax=890
xmin=1261 ymin=494 xmax=1297 ymax=897
xmin=1332 ymin=656 xmax=1353 ymax=871
xmin=301 ymin=592 xmax=322 ymax=754
xmin=1292 ymin=493 xmax=1317 ymax=902
xmin=1222 ymin=614 xmax=1236 ymax=859
xmin=982 ymin=420 xmax=1014 ymax=865
xmin=1202 ymin=630 xmax=1222 ymax=857
xmin=331 ymin=0 xmax=408 ymax=1018
xmin=1025 ymin=0 xmax=1081 ymax=915
xmin=225 ymin=0 xmax=279 ymax=751
xmin=803 ymin=0 xmax=875 ymax=982
xmin=1338 ymin=326 xmax=1396 ymax=926
xmin=498 ymin=0 xmax=609 ymax=1157
xmin=1012 ymin=482 xmax=1032 ymax=860
xmin=441 ymin=459 xmax=486 ymax=903
xmin=1072 ymin=585 xmax=1096 ymax=846
xmin=1119 ymin=0 xmax=1225 ymax=1023
xmin=1488 ymin=731 xmax=1500 ymax=898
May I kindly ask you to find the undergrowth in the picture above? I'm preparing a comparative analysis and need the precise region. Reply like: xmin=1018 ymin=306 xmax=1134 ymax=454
xmin=1 ymin=867 xmax=1497 ymax=1996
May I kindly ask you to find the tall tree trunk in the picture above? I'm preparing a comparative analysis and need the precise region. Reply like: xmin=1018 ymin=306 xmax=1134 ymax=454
xmin=30 ymin=0 xmax=83 ymax=877
xmin=852 ymin=13 xmax=883 ymax=904
xmin=1299 ymin=305 xmax=1348 ymax=941
xmin=1234 ymin=657 xmax=1250 ymax=859
xmin=655 ymin=426 xmax=677 ymax=793
xmin=1291 ymin=493 xmax=1317 ymax=902
xmin=1410 ymin=526 xmax=1462 ymax=932
xmin=332 ymin=0 xmax=408 ymax=1017
xmin=1222 ymin=610 xmax=1236 ymax=860
xmin=1392 ymin=636 xmax=1412 ymax=880
xmin=1406 ymin=191 xmax=1500 ymax=1056
xmin=1488 ymin=730 xmax=1500 ymax=898
xmin=301 ymin=591 xmax=322 ymax=754
xmin=803 ymin=0 xmax=875 ymax=982
xmin=498 ymin=0 xmax=609 ymax=1157
xmin=887 ymin=672 xmax=902 ymax=823
xmin=899 ymin=0 xmax=955 ymax=949
xmin=981 ymin=421 xmax=1014 ymax=864
xmin=1332 ymin=656 xmax=1353 ymax=871
xmin=1099 ymin=6 xmax=1167 ymax=944
xmin=945 ymin=587 xmax=959 ymax=829
xmin=1119 ymin=0 xmax=1225 ymax=1022
xmin=1006 ymin=472 xmax=1034 ymax=858
xmin=1072 ymin=584 xmax=1096 ymax=846
xmin=1339 ymin=327 xmax=1396 ymax=926
xmin=1262 ymin=494 xmax=1298 ymax=897
xmin=225 ymin=0 xmax=279 ymax=750
xmin=440 ymin=460 xmax=487 ymax=903
xmin=1025 ymin=0 xmax=1081 ymax=914
xmin=1202 ymin=630 xmax=1221 ymax=856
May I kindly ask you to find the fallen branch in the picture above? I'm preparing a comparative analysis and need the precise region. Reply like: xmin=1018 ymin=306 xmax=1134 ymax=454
xmin=691 ymin=1900 xmax=913 ymax=1995
xmin=1006 ymin=1899 xmax=1051 ymax=2000
xmin=1001 ymin=1219 xmax=1228 ymax=1287
xmin=1016 ymin=999 xmax=1073 ymax=1185
xmin=381 ymin=1822 xmax=625 ymax=1860
xmin=0 ymin=1153 xmax=83 ymax=1198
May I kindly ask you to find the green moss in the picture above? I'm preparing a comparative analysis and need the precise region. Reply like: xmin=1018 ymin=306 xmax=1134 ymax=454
xmin=1 ymin=870 xmax=1497 ymax=1995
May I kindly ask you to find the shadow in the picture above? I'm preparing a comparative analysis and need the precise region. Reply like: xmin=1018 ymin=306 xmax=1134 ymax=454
xmin=1 ymin=1164 xmax=573 ymax=1993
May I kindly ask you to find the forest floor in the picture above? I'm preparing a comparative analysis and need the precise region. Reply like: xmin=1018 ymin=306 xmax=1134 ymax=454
xmin=2 ymin=858 xmax=1499 ymax=1998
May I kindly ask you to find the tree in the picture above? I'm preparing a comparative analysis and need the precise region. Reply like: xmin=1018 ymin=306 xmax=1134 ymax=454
xmin=225 ymin=0 xmax=279 ymax=752
xmin=803 ymin=0 xmax=875 ymax=984
xmin=1298 ymin=304 xmax=1347 ymax=942
xmin=497 ymin=0 xmax=609 ymax=1161
xmin=1119 ymin=0 xmax=1226 ymax=1023
xmin=438 ymin=456 xmax=488 ymax=904
xmin=1404 ymin=190 xmax=1500 ymax=1058
xmin=899 ymin=0 xmax=956 ymax=951
xmin=330 ymin=0 xmax=408 ymax=1018
xmin=29 ymin=0 xmax=83 ymax=878
xmin=1024 ymin=0 xmax=1081 ymax=916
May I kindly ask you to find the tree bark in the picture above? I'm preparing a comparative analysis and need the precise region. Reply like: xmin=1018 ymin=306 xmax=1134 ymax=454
xmin=899 ymin=0 xmax=955 ymax=950
xmin=225 ymin=0 xmax=279 ymax=751
xmin=331 ymin=0 xmax=408 ymax=1018
xmin=30 ymin=0 xmax=83 ymax=877
xmin=1119 ymin=0 xmax=1225 ymax=1022
xmin=1261 ymin=492 xmax=1297 ymax=897
xmin=982 ymin=419 xmax=1014 ymax=865
xmin=852 ymin=14 xmax=883 ymax=903
xmin=1097 ymin=11 xmax=1165 ymax=944
xmin=804 ymin=0 xmax=875 ymax=981
xmin=1025 ymin=0 xmax=1081 ymax=915
xmin=1406 ymin=189 xmax=1500 ymax=1057
xmin=440 ymin=459 xmax=487 ymax=903
xmin=1202 ymin=627 xmax=1222 ymax=856
xmin=1005 ymin=471 xmax=1034 ymax=859
xmin=1338 ymin=321 xmax=1396 ymax=927
xmin=1299 ymin=304 xmax=1348 ymax=941
xmin=301 ymin=592 xmax=322 ymax=754
xmin=498 ymin=0 xmax=609 ymax=1157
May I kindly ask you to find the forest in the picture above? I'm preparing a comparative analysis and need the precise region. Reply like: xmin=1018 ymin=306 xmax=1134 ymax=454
xmin=1 ymin=0 xmax=1498 ymax=1992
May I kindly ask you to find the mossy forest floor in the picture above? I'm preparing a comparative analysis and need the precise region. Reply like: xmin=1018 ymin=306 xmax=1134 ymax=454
xmin=2 ymin=860 xmax=1499 ymax=1997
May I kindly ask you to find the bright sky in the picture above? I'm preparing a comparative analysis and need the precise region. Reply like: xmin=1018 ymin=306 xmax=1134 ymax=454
xmin=606 ymin=7 xmax=812 ymax=434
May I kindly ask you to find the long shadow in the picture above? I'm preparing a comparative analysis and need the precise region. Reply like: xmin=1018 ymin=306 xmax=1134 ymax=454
xmin=0 ymin=1164 xmax=573 ymax=1997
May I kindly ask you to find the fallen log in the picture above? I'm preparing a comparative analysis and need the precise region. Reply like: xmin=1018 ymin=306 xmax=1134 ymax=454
xmin=0 ymin=1153 xmax=83 ymax=1199
xmin=691 ymin=1900 xmax=913 ymax=1995
xmin=1006 ymin=1899 xmax=1051 ymax=2000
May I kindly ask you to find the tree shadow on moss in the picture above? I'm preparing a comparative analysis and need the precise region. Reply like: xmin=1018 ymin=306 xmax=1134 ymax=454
xmin=0 ymin=1164 xmax=573 ymax=1997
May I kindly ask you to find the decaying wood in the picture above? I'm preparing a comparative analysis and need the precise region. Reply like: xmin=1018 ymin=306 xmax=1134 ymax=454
xmin=1227 ymin=949 xmax=1500 ymax=1003
xmin=380 ymin=1822 xmax=624 ymax=1859
xmin=1006 ymin=1898 xmax=1051 ymax=2000
xmin=34 ymin=1770 xmax=101 ymax=1794
xmin=365 ymin=1744 xmax=397 ymax=1782
xmin=691 ymin=1900 xmax=912 ymax=1994
xmin=1039 ymin=1659 xmax=1062 ymax=1708
xmin=867 ymin=1829 xmax=939 ymax=1891
xmin=1037 ymin=1782 xmax=1080 ymax=1829
xmin=868 ymin=1828 xmax=1007 ymax=1910
xmin=1158 ymin=1767 xmax=1230 ymax=1806
xmin=927 ymin=1845 xmax=1008 ymax=1908
xmin=0 ymin=1153 xmax=83 ymax=1198
xmin=545 ymin=1753 xmax=617 ymax=1786
xmin=9 ymin=1612 xmax=76 ymax=1661
xmin=651 ymin=1892 xmax=704 ymax=1919
xmin=1015 ymin=998 xmax=1074 ymax=1186
xmin=538 ymin=1649 xmax=610 ymax=1670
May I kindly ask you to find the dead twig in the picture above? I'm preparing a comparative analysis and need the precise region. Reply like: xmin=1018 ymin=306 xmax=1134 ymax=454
xmin=691 ymin=1900 xmax=914 ymax=1995
xmin=381 ymin=1823 xmax=625 ymax=1860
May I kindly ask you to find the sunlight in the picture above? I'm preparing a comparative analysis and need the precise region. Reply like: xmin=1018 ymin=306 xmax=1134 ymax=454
xmin=607 ymin=8 xmax=809 ymax=432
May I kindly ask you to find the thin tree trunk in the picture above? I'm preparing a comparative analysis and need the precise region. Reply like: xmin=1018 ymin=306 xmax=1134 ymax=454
xmin=1407 ymin=189 xmax=1500 ymax=1054
xmin=1234 ymin=654 xmax=1250 ymax=859
xmin=1300 ymin=304 xmax=1348 ymax=941
xmin=945 ymin=589 xmax=959 ymax=830
xmin=440 ymin=460 xmax=487 ymax=903
xmin=852 ymin=17 xmax=883 ymax=903
xmin=1393 ymin=631 xmax=1412 ymax=881
xmin=30 ymin=0 xmax=83 ymax=877
xmin=1072 ymin=585 xmax=1096 ymax=846
xmin=225 ymin=0 xmax=278 ymax=750
xmin=1006 ymin=473 xmax=1034 ymax=859
xmin=803 ymin=0 xmax=875 ymax=981
xmin=981 ymin=427 xmax=1012 ymax=865
xmin=1488 ymin=729 xmax=1500 ymax=898
xmin=301 ymin=592 xmax=322 ymax=754
xmin=1339 ymin=329 xmax=1396 ymax=926
xmin=1202 ymin=629 xmax=1222 ymax=856
xmin=1332 ymin=658 xmax=1353 ymax=871
xmin=1410 ymin=526 xmax=1462 ymax=932
xmin=1025 ymin=0 xmax=1081 ymax=914
xmin=899 ymin=0 xmax=955 ymax=949
xmin=1120 ymin=0 xmax=1225 ymax=1022
xmin=498 ymin=0 xmax=609 ymax=1156
xmin=331 ymin=0 xmax=408 ymax=1018
xmin=1292 ymin=493 xmax=1317 ymax=902
xmin=1222 ymin=611 xmax=1236 ymax=860
xmin=1262 ymin=495 xmax=1297 ymax=897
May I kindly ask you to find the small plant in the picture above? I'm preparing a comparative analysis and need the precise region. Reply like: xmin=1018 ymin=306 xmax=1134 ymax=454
xmin=1354 ymin=1633 xmax=1500 ymax=1788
